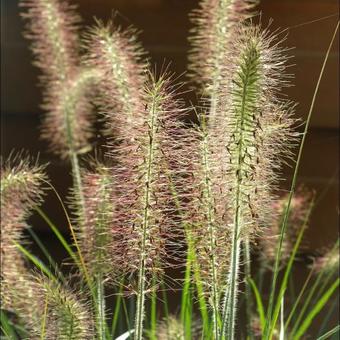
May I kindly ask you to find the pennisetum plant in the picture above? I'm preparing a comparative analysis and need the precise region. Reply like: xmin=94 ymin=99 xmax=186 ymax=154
xmin=1 ymin=0 xmax=339 ymax=339
xmin=20 ymin=0 xmax=99 ymax=224
xmin=216 ymin=25 xmax=296 ymax=339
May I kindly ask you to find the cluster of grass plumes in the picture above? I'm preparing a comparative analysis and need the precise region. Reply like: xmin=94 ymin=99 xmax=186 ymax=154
xmin=1 ymin=0 xmax=339 ymax=339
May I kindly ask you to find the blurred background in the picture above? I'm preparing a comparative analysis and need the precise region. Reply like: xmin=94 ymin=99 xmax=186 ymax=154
xmin=1 ymin=0 xmax=339 ymax=331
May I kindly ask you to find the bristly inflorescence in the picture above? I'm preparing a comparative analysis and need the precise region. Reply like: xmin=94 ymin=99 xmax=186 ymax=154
xmin=75 ymin=162 xmax=116 ymax=280
xmin=20 ymin=0 xmax=96 ymax=157
xmin=215 ymin=24 xmax=297 ymax=337
xmin=109 ymin=73 xmax=188 ymax=285
xmin=0 ymin=154 xmax=48 ymax=330
xmin=211 ymin=24 xmax=298 ymax=242
xmin=183 ymin=113 xmax=232 ymax=322
xmin=185 ymin=22 xmax=298 ymax=337
xmin=157 ymin=315 xmax=203 ymax=339
xmin=84 ymin=19 xmax=147 ymax=138
xmin=107 ymin=72 xmax=188 ymax=339
xmin=189 ymin=0 xmax=258 ymax=92
xmin=36 ymin=276 xmax=95 ymax=339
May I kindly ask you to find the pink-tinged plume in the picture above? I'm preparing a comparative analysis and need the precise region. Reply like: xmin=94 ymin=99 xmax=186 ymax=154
xmin=20 ymin=0 xmax=96 ymax=157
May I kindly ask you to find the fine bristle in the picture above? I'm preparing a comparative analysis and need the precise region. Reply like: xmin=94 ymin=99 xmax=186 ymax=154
xmin=36 ymin=276 xmax=95 ymax=339
xmin=188 ymin=0 xmax=258 ymax=91
xmin=83 ymin=19 xmax=147 ymax=139
xmin=74 ymin=162 xmax=116 ymax=279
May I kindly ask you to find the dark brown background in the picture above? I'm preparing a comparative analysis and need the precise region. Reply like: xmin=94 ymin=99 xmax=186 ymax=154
xmin=1 ymin=0 xmax=339 ymax=250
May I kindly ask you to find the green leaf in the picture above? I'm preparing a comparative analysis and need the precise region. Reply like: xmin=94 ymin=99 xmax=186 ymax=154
xmin=316 ymin=325 xmax=340 ymax=340
xmin=293 ymin=279 xmax=340 ymax=339
xmin=27 ymin=226 xmax=65 ymax=283
xmin=35 ymin=207 xmax=78 ymax=265
xmin=248 ymin=278 xmax=266 ymax=332
xmin=1 ymin=310 xmax=18 ymax=340
xmin=111 ymin=282 xmax=124 ymax=337
xmin=15 ymin=242 xmax=56 ymax=280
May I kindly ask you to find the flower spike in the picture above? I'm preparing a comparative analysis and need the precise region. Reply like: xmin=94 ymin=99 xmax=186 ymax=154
xmin=20 ymin=0 xmax=96 ymax=157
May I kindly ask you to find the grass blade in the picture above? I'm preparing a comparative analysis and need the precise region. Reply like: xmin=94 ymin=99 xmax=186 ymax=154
xmin=1 ymin=310 xmax=18 ymax=340
xmin=35 ymin=207 xmax=78 ymax=265
xmin=285 ymin=267 xmax=314 ymax=329
xmin=293 ymin=279 xmax=339 ymax=339
xmin=316 ymin=325 xmax=340 ymax=340
xmin=248 ymin=278 xmax=266 ymax=332
xmin=15 ymin=242 xmax=56 ymax=280
xmin=111 ymin=282 xmax=124 ymax=337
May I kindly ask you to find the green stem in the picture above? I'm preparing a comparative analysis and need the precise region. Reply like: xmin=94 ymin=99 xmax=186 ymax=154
xmin=150 ymin=276 xmax=157 ymax=340
xmin=201 ymin=122 xmax=221 ymax=339
xmin=221 ymin=48 xmax=253 ymax=339
xmin=244 ymin=238 xmax=254 ymax=340
xmin=134 ymin=94 xmax=158 ymax=340
xmin=96 ymin=273 xmax=106 ymax=340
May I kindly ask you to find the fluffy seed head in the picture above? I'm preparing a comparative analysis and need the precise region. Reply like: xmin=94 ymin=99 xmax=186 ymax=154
xmin=74 ymin=162 xmax=116 ymax=279
xmin=209 ymin=24 xmax=298 ymax=241
xmin=189 ymin=0 xmax=258 ymax=90
xmin=184 ymin=24 xmax=297 ymax=305
xmin=41 ymin=68 xmax=99 ymax=157
xmin=108 ymin=72 xmax=187 ymax=289
xmin=157 ymin=315 xmax=202 ymax=339
xmin=20 ymin=0 xmax=80 ymax=83
xmin=36 ymin=276 xmax=95 ymax=339
xmin=20 ymin=0 xmax=96 ymax=157
xmin=84 ymin=19 xmax=147 ymax=138
xmin=0 ymin=153 xmax=47 ymax=330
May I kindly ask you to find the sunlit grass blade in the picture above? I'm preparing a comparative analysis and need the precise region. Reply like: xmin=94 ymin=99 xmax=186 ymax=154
xmin=317 ymin=298 xmax=339 ymax=337
xmin=290 ymin=240 xmax=339 ymax=335
xmin=180 ymin=247 xmax=193 ymax=339
xmin=36 ymin=207 xmax=78 ymax=266
xmin=15 ymin=242 xmax=56 ymax=281
xmin=27 ymin=226 xmax=66 ymax=283
xmin=293 ymin=279 xmax=339 ymax=339
xmin=316 ymin=324 xmax=340 ymax=340
xmin=37 ymin=181 xmax=92 ymax=290
xmin=263 ymin=21 xmax=339 ymax=338
xmin=111 ymin=282 xmax=124 ymax=337
xmin=285 ymin=267 xmax=314 ymax=330
xmin=248 ymin=278 xmax=266 ymax=332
